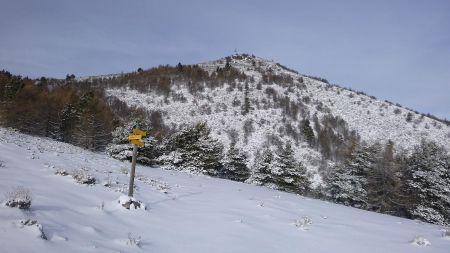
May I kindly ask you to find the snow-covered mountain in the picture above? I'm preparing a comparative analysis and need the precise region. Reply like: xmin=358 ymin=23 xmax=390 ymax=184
xmin=1 ymin=128 xmax=449 ymax=253
xmin=103 ymin=54 xmax=450 ymax=183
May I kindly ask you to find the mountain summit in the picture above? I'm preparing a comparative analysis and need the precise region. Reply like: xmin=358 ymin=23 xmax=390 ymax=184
xmin=104 ymin=54 xmax=449 ymax=181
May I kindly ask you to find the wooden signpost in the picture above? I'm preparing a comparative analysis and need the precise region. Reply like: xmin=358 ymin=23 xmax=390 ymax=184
xmin=127 ymin=129 xmax=146 ymax=197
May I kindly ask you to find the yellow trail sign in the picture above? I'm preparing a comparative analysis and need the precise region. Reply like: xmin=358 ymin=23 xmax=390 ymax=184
xmin=133 ymin=129 xmax=147 ymax=137
xmin=128 ymin=135 xmax=142 ymax=140
xmin=131 ymin=139 xmax=145 ymax=147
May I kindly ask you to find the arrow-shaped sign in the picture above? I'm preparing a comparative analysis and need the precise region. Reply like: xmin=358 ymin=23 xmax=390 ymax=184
xmin=131 ymin=139 xmax=145 ymax=147
xmin=133 ymin=129 xmax=147 ymax=137
xmin=128 ymin=134 xmax=142 ymax=140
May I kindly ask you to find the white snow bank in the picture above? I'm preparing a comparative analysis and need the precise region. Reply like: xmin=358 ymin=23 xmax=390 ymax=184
xmin=1 ymin=127 xmax=449 ymax=253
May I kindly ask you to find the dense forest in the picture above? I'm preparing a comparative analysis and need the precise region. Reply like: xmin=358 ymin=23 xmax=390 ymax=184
xmin=1 ymin=64 xmax=449 ymax=226
xmin=0 ymin=70 xmax=117 ymax=151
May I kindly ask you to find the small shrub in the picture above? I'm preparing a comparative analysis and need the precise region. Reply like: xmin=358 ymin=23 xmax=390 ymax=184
xmin=442 ymin=228 xmax=450 ymax=239
xmin=199 ymin=104 xmax=212 ymax=115
xmin=232 ymin=96 xmax=241 ymax=107
xmin=406 ymin=112 xmax=414 ymax=122
xmin=293 ymin=216 xmax=313 ymax=231
xmin=393 ymin=108 xmax=401 ymax=115
xmin=119 ymin=167 xmax=129 ymax=175
xmin=302 ymin=96 xmax=311 ymax=104
xmin=72 ymin=169 xmax=96 ymax=185
xmin=102 ymin=175 xmax=116 ymax=187
xmin=256 ymin=82 xmax=262 ymax=90
xmin=4 ymin=186 xmax=32 ymax=209
xmin=54 ymin=169 xmax=69 ymax=176
xmin=171 ymin=91 xmax=187 ymax=103
xmin=127 ymin=232 xmax=142 ymax=247
xmin=411 ymin=236 xmax=431 ymax=247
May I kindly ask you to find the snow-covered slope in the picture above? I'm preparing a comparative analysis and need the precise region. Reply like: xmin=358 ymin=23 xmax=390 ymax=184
xmin=200 ymin=55 xmax=450 ymax=150
xmin=1 ymin=128 xmax=449 ymax=253
xmin=104 ymin=54 xmax=450 ymax=182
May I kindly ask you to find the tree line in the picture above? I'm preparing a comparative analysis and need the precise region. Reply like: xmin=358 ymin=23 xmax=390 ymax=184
xmin=107 ymin=121 xmax=311 ymax=195
xmin=107 ymin=116 xmax=450 ymax=226
xmin=321 ymin=140 xmax=450 ymax=226
xmin=0 ymin=70 xmax=118 ymax=151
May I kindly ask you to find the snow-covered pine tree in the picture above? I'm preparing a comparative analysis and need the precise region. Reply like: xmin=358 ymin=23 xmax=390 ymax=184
xmin=271 ymin=142 xmax=310 ymax=194
xmin=248 ymin=147 xmax=274 ymax=185
xmin=163 ymin=122 xmax=223 ymax=175
xmin=366 ymin=141 xmax=405 ymax=215
xmin=72 ymin=92 xmax=114 ymax=151
xmin=241 ymin=82 xmax=252 ymax=115
xmin=404 ymin=140 xmax=450 ymax=225
xmin=221 ymin=145 xmax=250 ymax=182
xmin=324 ymin=145 xmax=376 ymax=208
xmin=106 ymin=117 xmax=154 ymax=161
xmin=191 ymin=123 xmax=224 ymax=175
xmin=60 ymin=103 xmax=78 ymax=143
xmin=301 ymin=119 xmax=315 ymax=147
xmin=157 ymin=124 xmax=199 ymax=168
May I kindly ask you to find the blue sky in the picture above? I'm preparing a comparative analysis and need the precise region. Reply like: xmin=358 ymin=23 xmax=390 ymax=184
xmin=1 ymin=0 xmax=449 ymax=119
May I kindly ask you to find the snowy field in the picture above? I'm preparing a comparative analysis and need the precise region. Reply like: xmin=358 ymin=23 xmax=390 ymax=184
xmin=0 ymin=128 xmax=449 ymax=253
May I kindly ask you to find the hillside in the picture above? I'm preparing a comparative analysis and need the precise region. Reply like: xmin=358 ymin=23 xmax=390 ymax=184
xmin=1 ymin=128 xmax=449 ymax=253
xmin=1 ymin=54 xmax=449 ymax=227
xmin=103 ymin=54 xmax=450 ymax=180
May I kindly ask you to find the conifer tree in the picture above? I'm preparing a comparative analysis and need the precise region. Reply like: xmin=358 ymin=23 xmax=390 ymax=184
xmin=176 ymin=62 xmax=183 ymax=72
xmin=60 ymin=103 xmax=79 ymax=143
xmin=241 ymin=82 xmax=252 ymax=115
xmin=366 ymin=141 xmax=405 ymax=215
xmin=164 ymin=123 xmax=223 ymax=175
xmin=72 ymin=92 xmax=114 ymax=151
xmin=271 ymin=142 xmax=310 ymax=194
xmin=188 ymin=123 xmax=224 ymax=175
xmin=404 ymin=141 xmax=450 ymax=225
xmin=317 ymin=128 xmax=331 ymax=159
xmin=248 ymin=147 xmax=274 ymax=185
xmin=301 ymin=119 xmax=315 ymax=147
xmin=324 ymin=145 xmax=375 ymax=208
xmin=221 ymin=145 xmax=250 ymax=182
xmin=224 ymin=57 xmax=231 ymax=70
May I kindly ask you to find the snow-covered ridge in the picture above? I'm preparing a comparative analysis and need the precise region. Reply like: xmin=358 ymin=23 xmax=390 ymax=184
xmin=76 ymin=73 xmax=123 ymax=82
xmin=200 ymin=55 xmax=450 ymax=150
xmin=1 ymin=128 xmax=450 ymax=252
xmin=105 ymin=55 xmax=449 ymax=176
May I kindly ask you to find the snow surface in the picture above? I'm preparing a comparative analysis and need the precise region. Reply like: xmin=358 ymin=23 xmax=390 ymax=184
xmin=1 ymin=127 xmax=449 ymax=253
